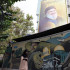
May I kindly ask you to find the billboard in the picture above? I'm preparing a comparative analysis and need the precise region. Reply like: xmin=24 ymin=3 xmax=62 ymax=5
xmin=39 ymin=0 xmax=68 ymax=32
xmin=3 ymin=29 xmax=70 ymax=70
xmin=26 ymin=31 xmax=70 ymax=70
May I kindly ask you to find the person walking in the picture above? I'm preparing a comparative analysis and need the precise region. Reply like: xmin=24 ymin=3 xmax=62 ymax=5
xmin=19 ymin=49 xmax=29 ymax=70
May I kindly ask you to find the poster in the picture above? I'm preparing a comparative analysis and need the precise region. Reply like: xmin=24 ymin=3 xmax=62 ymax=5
xmin=39 ymin=0 xmax=68 ymax=32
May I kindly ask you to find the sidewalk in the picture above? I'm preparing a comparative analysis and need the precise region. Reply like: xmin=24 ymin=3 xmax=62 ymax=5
xmin=0 ymin=68 xmax=19 ymax=70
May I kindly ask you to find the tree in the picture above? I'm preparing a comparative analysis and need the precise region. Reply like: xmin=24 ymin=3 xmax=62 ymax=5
xmin=3 ymin=6 xmax=35 ymax=42
xmin=0 ymin=0 xmax=29 ymax=55
xmin=0 ymin=0 xmax=25 ymax=33
xmin=0 ymin=5 xmax=35 ymax=54
xmin=0 ymin=0 xmax=22 ymax=8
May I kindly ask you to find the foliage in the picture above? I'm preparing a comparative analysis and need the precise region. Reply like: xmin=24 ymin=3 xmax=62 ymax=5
xmin=0 ymin=0 xmax=23 ymax=33
xmin=0 ymin=0 xmax=22 ymax=9
xmin=3 ymin=6 xmax=35 ymax=42
xmin=0 ymin=42 xmax=7 ymax=54
xmin=0 ymin=0 xmax=28 ymax=54
xmin=0 ymin=4 xmax=35 ymax=54
xmin=0 ymin=20 xmax=11 ymax=32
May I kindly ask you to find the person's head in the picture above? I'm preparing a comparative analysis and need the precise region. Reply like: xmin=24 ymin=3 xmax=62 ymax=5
xmin=45 ymin=6 xmax=57 ymax=20
xmin=22 ymin=49 xmax=29 ymax=58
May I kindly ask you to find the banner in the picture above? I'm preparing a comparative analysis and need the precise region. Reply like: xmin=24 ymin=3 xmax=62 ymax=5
xmin=39 ymin=0 xmax=68 ymax=32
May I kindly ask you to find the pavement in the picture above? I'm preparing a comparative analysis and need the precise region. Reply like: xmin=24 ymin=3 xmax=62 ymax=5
xmin=0 ymin=68 xmax=19 ymax=70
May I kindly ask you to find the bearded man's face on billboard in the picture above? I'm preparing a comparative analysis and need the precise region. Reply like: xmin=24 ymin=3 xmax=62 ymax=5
xmin=46 ymin=8 xmax=57 ymax=20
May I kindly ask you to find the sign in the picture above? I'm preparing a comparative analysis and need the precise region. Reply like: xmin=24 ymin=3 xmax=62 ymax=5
xmin=39 ymin=0 xmax=68 ymax=32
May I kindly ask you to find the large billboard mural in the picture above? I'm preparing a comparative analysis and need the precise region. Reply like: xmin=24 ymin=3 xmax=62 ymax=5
xmin=2 ymin=30 xmax=70 ymax=70
xmin=27 ymin=32 xmax=70 ymax=70
xmin=39 ymin=0 xmax=68 ymax=32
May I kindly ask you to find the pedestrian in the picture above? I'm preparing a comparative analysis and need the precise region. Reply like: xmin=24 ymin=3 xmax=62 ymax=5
xmin=19 ymin=49 xmax=29 ymax=70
